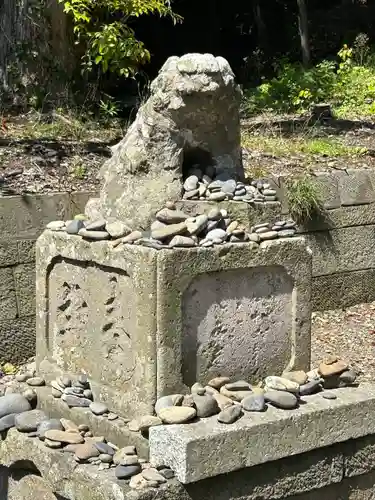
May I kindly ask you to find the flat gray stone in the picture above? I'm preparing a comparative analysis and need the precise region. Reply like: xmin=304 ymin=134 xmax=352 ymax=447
xmin=66 ymin=219 xmax=85 ymax=235
xmin=115 ymin=464 xmax=141 ymax=479
xmin=155 ymin=394 xmax=184 ymax=415
xmin=37 ymin=418 xmax=64 ymax=440
xmin=217 ymin=405 xmax=242 ymax=424
xmin=149 ymin=384 xmax=375 ymax=484
xmin=78 ymin=229 xmax=110 ymax=240
xmin=15 ymin=409 xmax=48 ymax=432
xmin=61 ymin=395 xmax=92 ymax=408
xmin=85 ymin=219 xmax=106 ymax=231
xmin=0 ymin=393 xmax=31 ymax=418
xmin=264 ymin=390 xmax=298 ymax=409
xmin=26 ymin=377 xmax=45 ymax=387
xmin=151 ymin=222 xmax=187 ymax=241
xmin=89 ymin=402 xmax=109 ymax=415
xmin=0 ymin=413 xmax=17 ymax=431
xmin=242 ymin=393 xmax=266 ymax=412
xmin=156 ymin=208 xmax=189 ymax=224
xmin=192 ymin=394 xmax=219 ymax=418
xmin=169 ymin=235 xmax=196 ymax=247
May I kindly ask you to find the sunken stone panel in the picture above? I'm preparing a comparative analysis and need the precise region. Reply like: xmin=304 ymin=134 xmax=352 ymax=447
xmin=182 ymin=266 xmax=293 ymax=386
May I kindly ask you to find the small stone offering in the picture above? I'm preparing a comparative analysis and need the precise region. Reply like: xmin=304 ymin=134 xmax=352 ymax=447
xmin=158 ymin=406 xmax=196 ymax=424
xmin=217 ymin=405 xmax=242 ymax=424
xmin=264 ymin=390 xmax=298 ymax=409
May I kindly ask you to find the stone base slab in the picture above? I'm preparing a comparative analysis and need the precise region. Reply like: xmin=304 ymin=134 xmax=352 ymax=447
xmin=3 ymin=419 xmax=375 ymax=499
xmin=149 ymin=384 xmax=375 ymax=484
xmin=36 ymin=387 xmax=149 ymax=458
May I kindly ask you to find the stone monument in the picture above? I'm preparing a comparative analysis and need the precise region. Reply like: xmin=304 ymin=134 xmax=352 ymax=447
xmin=35 ymin=53 xmax=312 ymax=419
xmin=86 ymin=53 xmax=243 ymax=229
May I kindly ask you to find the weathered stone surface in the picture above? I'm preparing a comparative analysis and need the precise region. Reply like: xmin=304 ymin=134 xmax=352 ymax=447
xmin=337 ymin=169 xmax=375 ymax=206
xmin=88 ymin=54 xmax=243 ymax=228
xmin=36 ymin=233 xmax=311 ymax=416
xmin=149 ymin=384 xmax=375 ymax=483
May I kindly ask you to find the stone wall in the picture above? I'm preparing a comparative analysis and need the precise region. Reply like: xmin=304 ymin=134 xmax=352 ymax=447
xmin=271 ymin=168 xmax=375 ymax=310
xmin=0 ymin=192 xmax=94 ymax=365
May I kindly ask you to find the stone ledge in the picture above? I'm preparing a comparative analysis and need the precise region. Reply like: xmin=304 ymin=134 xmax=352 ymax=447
xmin=149 ymin=385 xmax=375 ymax=484
xmin=36 ymin=387 xmax=149 ymax=458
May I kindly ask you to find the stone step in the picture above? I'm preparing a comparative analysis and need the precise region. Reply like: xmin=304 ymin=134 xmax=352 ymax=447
xmin=149 ymin=384 xmax=375 ymax=484
xmin=36 ymin=387 xmax=149 ymax=458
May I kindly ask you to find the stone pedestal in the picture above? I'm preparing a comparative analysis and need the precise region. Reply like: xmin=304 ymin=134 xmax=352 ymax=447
xmin=36 ymin=231 xmax=312 ymax=418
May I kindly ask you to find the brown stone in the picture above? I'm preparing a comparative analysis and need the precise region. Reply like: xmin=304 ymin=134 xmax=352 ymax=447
xmin=74 ymin=442 xmax=100 ymax=461
xmin=318 ymin=359 xmax=348 ymax=378
xmin=282 ymin=370 xmax=308 ymax=385
xmin=44 ymin=430 xmax=84 ymax=444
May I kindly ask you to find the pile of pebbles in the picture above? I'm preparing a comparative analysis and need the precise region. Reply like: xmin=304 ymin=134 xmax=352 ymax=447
xmin=0 ymin=383 xmax=174 ymax=490
xmin=182 ymin=167 xmax=278 ymax=204
xmin=50 ymin=374 xmax=121 ymax=421
xmin=46 ymin=205 xmax=297 ymax=250
xmin=127 ymin=355 xmax=357 ymax=427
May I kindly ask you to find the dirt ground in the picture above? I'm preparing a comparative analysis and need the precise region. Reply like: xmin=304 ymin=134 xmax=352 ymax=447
xmin=311 ymin=302 xmax=375 ymax=383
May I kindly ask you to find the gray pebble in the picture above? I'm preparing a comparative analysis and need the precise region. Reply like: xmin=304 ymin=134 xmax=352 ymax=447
xmin=26 ymin=377 xmax=45 ymax=387
xmin=192 ymin=394 xmax=219 ymax=418
xmin=0 ymin=413 xmax=17 ymax=431
xmin=61 ymin=395 xmax=92 ymax=408
xmin=37 ymin=418 xmax=64 ymax=440
xmin=85 ymin=219 xmax=106 ymax=231
xmin=206 ymin=228 xmax=227 ymax=242
xmin=217 ymin=405 xmax=242 ymax=424
xmin=184 ymin=175 xmax=199 ymax=191
xmin=90 ymin=402 xmax=108 ymax=415
xmin=78 ymin=229 xmax=110 ymax=240
xmin=0 ymin=393 xmax=31 ymax=418
xmin=208 ymin=191 xmax=227 ymax=201
xmin=278 ymin=229 xmax=296 ymax=238
xmin=99 ymin=453 xmax=113 ymax=463
xmin=222 ymin=179 xmax=237 ymax=194
xmin=115 ymin=464 xmax=141 ymax=479
xmin=242 ymin=393 xmax=266 ymax=412
xmin=259 ymin=231 xmax=279 ymax=241
xmin=299 ymin=379 xmax=322 ymax=396
xmin=15 ymin=409 xmax=48 ymax=433
xmin=66 ymin=219 xmax=85 ymax=235
xmin=264 ymin=390 xmax=298 ymax=409
xmin=94 ymin=442 xmax=115 ymax=456
xmin=322 ymin=392 xmax=337 ymax=400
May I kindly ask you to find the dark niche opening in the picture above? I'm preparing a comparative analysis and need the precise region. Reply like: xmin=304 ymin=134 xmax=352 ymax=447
xmin=182 ymin=147 xmax=215 ymax=180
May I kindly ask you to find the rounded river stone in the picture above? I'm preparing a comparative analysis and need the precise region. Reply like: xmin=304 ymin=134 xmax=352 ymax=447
xmin=155 ymin=394 xmax=184 ymax=415
xmin=89 ymin=402 xmax=108 ymax=415
xmin=37 ymin=419 xmax=64 ymax=440
xmin=265 ymin=390 xmax=298 ymax=409
xmin=115 ymin=464 xmax=141 ymax=479
xmin=94 ymin=442 xmax=115 ymax=456
xmin=242 ymin=393 xmax=266 ymax=412
xmin=159 ymin=406 xmax=196 ymax=424
xmin=217 ymin=405 xmax=242 ymax=424
xmin=0 ymin=413 xmax=17 ymax=431
xmin=192 ymin=394 xmax=219 ymax=418
xmin=15 ymin=409 xmax=48 ymax=432
xmin=0 ymin=393 xmax=31 ymax=418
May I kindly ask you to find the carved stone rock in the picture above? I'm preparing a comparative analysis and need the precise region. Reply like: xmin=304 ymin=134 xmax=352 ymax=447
xmin=88 ymin=53 xmax=243 ymax=229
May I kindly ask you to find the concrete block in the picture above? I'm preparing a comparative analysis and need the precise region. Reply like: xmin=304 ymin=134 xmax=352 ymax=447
xmin=0 ymin=194 xmax=71 ymax=238
xmin=0 ymin=316 xmax=35 ymax=364
xmin=0 ymin=268 xmax=17 ymax=320
xmin=36 ymin=231 xmax=312 ymax=418
xmin=312 ymin=269 xmax=375 ymax=311
xmin=313 ymin=172 xmax=341 ymax=210
xmin=14 ymin=262 xmax=35 ymax=317
xmin=17 ymin=239 xmax=36 ymax=263
xmin=344 ymin=434 xmax=375 ymax=478
xmin=337 ymin=169 xmax=375 ymax=206
xmin=304 ymin=225 xmax=375 ymax=276
xmin=298 ymin=204 xmax=375 ymax=232
xmin=185 ymin=444 xmax=344 ymax=500
xmin=149 ymin=384 xmax=375 ymax=483
xmin=0 ymin=240 xmax=19 ymax=267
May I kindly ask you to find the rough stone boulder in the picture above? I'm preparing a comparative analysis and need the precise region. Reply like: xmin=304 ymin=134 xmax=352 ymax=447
xmin=87 ymin=53 xmax=243 ymax=229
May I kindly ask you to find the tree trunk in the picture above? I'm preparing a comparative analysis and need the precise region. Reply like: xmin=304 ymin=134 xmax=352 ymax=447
xmin=296 ymin=0 xmax=311 ymax=67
